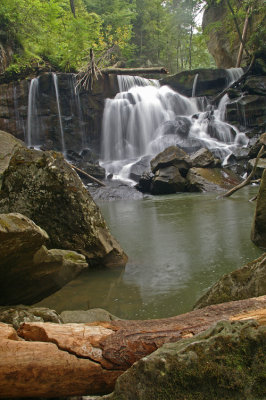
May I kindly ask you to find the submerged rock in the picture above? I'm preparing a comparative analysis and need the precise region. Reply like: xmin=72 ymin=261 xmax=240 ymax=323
xmin=107 ymin=320 xmax=266 ymax=400
xmin=0 ymin=305 xmax=62 ymax=330
xmin=187 ymin=167 xmax=241 ymax=192
xmin=60 ymin=308 xmax=121 ymax=324
xmin=0 ymin=138 xmax=127 ymax=267
xmin=194 ymin=253 xmax=266 ymax=309
xmin=251 ymin=169 xmax=266 ymax=249
xmin=0 ymin=213 xmax=88 ymax=305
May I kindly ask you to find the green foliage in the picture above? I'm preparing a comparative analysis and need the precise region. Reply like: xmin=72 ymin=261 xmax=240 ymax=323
xmin=2 ymin=0 xmax=263 ymax=75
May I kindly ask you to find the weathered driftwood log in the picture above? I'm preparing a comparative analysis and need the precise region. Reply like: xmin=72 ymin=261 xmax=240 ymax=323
xmin=101 ymin=67 xmax=168 ymax=75
xmin=70 ymin=163 xmax=106 ymax=187
xmin=0 ymin=295 xmax=265 ymax=398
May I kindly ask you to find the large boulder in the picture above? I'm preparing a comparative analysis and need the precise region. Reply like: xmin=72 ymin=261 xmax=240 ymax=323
xmin=251 ymin=169 xmax=266 ymax=249
xmin=0 ymin=140 xmax=127 ymax=267
xmin=194 ymin=253 xmax=266 ymax=309
xmin=0 ymin=213 xmax=88 ymax=305
xmin=187 ymin=167 xmax=241 ymax=192
xmin=0 ymin=130 xmax=25 ymax=188
xmin=190 ymin=148 xmax=221 ymax=168
xmin=150 ymin=146 xmax=191 ymax=175
xmin=151 ymin=166 xmax=187 ymax=195
xmin=107 ymin=320 xmax=266 ymax=400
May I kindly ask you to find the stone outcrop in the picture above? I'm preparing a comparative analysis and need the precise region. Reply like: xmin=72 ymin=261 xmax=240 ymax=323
xmin=194 ymin=253 xmax=266 ymax=309
xmin=0 ymin=213 xmax=88 ymax=305
xmin=0 ymin=305 xmax=62 ymax=329
xmin=107 ymin=320 xmax=266 ymax=400
xmin=251 ymin=169 xmax=266 ymax=249
xmin=160 ymin=68 xmax=231 ymax=97
xmin=0 ymin=72 xmax=118 ymax=153
xmin=202 ymin=0 xmax=265 ymax=68
xmin=0 ymin=134 xmax=127 ymax=267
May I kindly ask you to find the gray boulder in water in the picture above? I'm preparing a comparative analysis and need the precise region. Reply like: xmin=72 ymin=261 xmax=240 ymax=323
xmin=0 ymin=213 xmax=88 ymax=305
xmin=0 ymin=132 xmax=127 ymax=268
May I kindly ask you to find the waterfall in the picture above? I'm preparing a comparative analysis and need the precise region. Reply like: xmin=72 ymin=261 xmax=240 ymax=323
xmin=226 ymin=67 xmax=244 ymax=85
xmin=52 ymin=73 xmax=66 ymax=154
xmin=26 ymin=77 xmax=40 ymax=147
xmin=192 ymin=74 xmax=199 ymax=97
xmin=100 ymin=74 xmax=248 ymax=180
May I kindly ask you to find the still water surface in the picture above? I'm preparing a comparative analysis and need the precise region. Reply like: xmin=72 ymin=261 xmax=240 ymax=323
xmin=37 ymin=187 xmax=263 ymax=319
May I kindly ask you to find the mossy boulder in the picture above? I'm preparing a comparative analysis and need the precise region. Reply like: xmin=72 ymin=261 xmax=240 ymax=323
xmin=194 ymin=253 xmax=266 ymax=309
xmin=0 ymin=141 xmax=127 ymax=267
xmin=0 ymin=130 xmax=25 ymax=189
xmin=251 ymin=169 xmax=266 ymax=249
xmin=108 ymin=320 xmax=266 ymax=400
xmin=0 ymin=213 xmax=88 ymax=305
xmin=0 ymin=305 xmax=62 ymax=330
xmin=187 ymin=167 xmax=241 ymax=192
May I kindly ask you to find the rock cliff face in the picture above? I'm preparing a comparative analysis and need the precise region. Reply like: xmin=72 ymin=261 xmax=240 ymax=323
xmin=0 ymin=73 xmax=118 ymax=154
xmin=202 ymin=0 xmax=265 ymax=68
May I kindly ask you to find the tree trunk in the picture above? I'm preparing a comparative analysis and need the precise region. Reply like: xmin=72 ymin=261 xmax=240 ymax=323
xmin=0 ymin=296 xmax=265 ymax=397
xmin=236 ymin=6 xmax=252 ymax=67
xmin=101 ymin=67 xmax=168 ymax=75
xmin=226 ymin=0 xmax=250 ymax=58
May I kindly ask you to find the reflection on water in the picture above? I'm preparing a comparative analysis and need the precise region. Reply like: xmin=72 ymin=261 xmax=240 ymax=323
xmin=36 ymin=187 xmax=262 ymax=319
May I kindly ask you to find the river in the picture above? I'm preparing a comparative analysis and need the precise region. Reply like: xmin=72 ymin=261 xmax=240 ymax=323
xmin=36 ymin=186 xmax=262 ymax=319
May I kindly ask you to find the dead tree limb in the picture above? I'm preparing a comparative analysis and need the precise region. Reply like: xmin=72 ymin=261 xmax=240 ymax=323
xmin=0 ymin=296 xmax=265 ymax=397
xmin=220 ymin=145 xmax=265 ymax=198
xmin=101 ymin=67 xmax=169 ymax=75
xmin=70 ymin=164 xmax=106 ymax=187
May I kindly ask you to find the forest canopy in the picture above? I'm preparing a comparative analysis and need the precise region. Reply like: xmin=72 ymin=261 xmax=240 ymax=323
xmin=0 ymin=0 xmax=264 ymax=75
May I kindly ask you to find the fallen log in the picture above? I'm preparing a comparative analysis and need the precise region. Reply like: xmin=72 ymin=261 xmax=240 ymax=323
xmin=0 ymin=295 xmax=265 ymax=397
xmin=70 ymin=163 xmax=106 ymax=187
xmin=101 ymin=67 xmax=168 ymax=75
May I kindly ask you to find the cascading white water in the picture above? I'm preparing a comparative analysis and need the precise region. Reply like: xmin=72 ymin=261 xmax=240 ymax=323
xmin=101 ymin=71 xmax=248 ymax=181
xmin=26 ymin=77 xmax=40 ymax=147
xmin=192 ymin=73 xmax=199 ymax=97
xmin=52 ymin=73 xmax=66 ymax=154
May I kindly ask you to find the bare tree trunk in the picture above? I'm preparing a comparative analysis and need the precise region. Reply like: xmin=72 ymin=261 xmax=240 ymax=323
xmin=70 ymin=0 xmax=76 ymax=18
xmin=226 ymin=0 xmax=250 ymax=58
xmin=189 ymin=25 xmax=193 ymax=70
xmin=236 ymin=6 xmax=252 ymax=67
